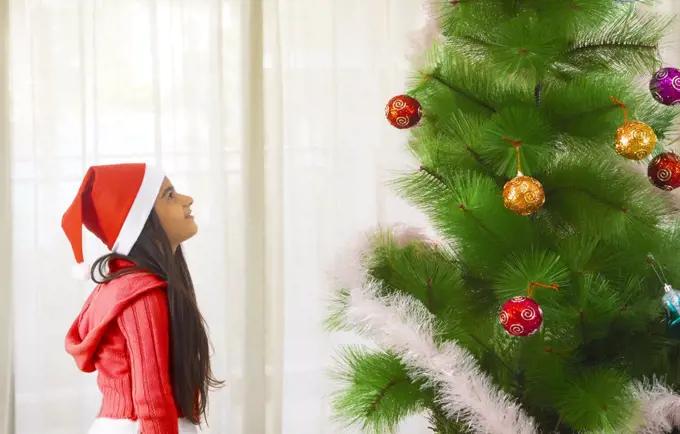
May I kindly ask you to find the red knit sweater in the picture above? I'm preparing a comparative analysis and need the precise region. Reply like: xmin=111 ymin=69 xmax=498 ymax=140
xmin=65 ymin=264 xmax=184 ymax=434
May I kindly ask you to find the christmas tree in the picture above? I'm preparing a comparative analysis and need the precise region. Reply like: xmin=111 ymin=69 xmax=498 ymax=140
xmin=326 ymin=1 xmax=680 ymax=433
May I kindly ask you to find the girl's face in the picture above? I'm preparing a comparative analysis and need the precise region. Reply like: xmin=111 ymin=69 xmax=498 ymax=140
xmin=154 ymin=177 xmax=198 ymax=250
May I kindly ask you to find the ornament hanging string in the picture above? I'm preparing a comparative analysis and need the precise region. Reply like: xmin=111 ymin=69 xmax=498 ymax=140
xmin=647 ymin=254 xmax=669 ymax=284
xmin=648 ymin=254 xmax=680 ymax=327
xmin=527 ymin=281 xmax=559 ymax=298
xmin=416 ymin=71 xmax=433 ymax=89
xmin=610 ymin=96 xmax=629 ymax=122
xmin=655 ymin=46 xmax=664 ymax=71
xmin=503 ymin=137 xmax=523 ymax=174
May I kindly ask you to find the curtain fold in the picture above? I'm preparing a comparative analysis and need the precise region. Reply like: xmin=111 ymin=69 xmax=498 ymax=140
xmin=240 ymin=0 xmax=271 ymax=432
xmin=262 ymin=1 xmax=285 ymax=432
xmin=0 ymin=0 xmax=12 ymax=432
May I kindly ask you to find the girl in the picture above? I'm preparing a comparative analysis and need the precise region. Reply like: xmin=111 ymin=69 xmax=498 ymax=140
xmin=61 ymin=163 xmax=223 ymax=434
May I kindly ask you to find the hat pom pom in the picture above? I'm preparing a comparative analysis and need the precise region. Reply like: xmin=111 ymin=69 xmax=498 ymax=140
xmin=71 ymin=262 xmax=92 ymax=281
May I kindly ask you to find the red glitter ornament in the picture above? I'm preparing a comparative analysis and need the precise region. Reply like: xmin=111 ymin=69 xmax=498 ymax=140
xmin=499 ymin=296 xmax=543 ymax=337
xmin=648 ymin=152 xmax=680 ymax=191
xmin=385 ymin=95 xmax=422 ymax=129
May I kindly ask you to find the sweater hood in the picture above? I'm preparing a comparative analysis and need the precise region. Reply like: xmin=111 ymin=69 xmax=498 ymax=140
xmin=65 ymin=265 xmax=166 ymax=373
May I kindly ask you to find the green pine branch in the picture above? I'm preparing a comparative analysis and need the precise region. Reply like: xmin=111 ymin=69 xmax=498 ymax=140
xmin=540 ymin=73 xmax=678 ymax=143
xmin=392 ymin=170 xmax=533 ymax=274
xmin=410 ymin=55 xmax=531 ymax=124
xmin=555 ymin=368 xmax=637 ymax=432
xmin=539 ymin=154 xmax=668 ymax=247
xmin=427 ymin=405 xmax=473 ymax=434
xmin=558 ymin=12 xmax=670 ymax=76
xmin=428 ymin=72 xmax=498 ymax=113
xmin=330 ymin=347 xmax=429 ymax=433
xmin=364 ymin=229 xmax=465 ymax=314
xmin=325 ymin=288 xmax=350 ymax=332
xmin=407 ymin=112 xmax=502 ymax=179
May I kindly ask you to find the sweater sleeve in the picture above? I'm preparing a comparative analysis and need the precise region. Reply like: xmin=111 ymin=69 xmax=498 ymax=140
xmin=118 ymin=288 xmax=178 ymax=434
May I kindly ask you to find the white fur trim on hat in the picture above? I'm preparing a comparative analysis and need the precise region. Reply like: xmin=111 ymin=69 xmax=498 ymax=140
xmin=71 ymin=262 xmax=92 ymax=281
xmin=111 ymin=165 xmax=165 ymax=256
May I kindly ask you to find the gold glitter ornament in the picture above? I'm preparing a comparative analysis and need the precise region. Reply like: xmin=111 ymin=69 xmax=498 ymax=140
xmin=614 ymin=121 xmax=657 ymax=160
xmin=502 ymin=173 xmax=546 ymax=216
xmin=609 ymin=97 xmax=657 ymax=161
xmin=501 ymin=137 xmax=546 ymax=216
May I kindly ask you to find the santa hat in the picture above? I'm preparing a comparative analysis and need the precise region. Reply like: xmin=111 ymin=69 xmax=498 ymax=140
xmin=61 ymin=163 xmax=165 ymax=280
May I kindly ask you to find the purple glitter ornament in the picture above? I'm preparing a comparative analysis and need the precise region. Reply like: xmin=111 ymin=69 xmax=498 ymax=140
xmin=650 ymin=67 xmax=680 ymax=106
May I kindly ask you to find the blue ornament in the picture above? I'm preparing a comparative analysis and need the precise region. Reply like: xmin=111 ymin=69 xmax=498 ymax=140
xmin=662 ymin=284 xmax=680 ymax=327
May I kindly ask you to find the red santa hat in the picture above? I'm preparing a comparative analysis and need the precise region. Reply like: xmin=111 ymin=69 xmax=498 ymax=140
xmin=61 ymin=163 xmax=165 ymax=279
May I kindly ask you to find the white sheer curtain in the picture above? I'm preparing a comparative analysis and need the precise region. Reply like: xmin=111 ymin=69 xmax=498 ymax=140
xmin=6 ymin=0 xmax=426 ymax=433
xmin=658 ymin=0 xmax=680 ymax=66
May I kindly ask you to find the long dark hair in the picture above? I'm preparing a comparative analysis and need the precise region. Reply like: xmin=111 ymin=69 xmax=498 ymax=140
xmin=91 ymin=209 xmax=223 ymax=424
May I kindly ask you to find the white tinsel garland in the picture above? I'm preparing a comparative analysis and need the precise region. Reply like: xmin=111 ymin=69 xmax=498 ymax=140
xmin=631 ymin=380 xmax=680 ymax=434
xmin=346 ymin=283 xmax=538 ymax=434
xmin=406 ymin=0 xmax=446 ymax=67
